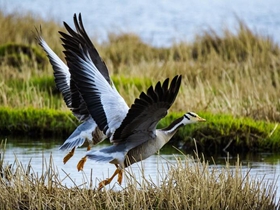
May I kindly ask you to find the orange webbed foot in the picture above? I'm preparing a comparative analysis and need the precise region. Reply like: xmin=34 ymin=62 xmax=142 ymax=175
xmin=77 ymin=156 xmax=87 ymax=171
xmin=97 ymin=167 xmax=122 ymax=190
xmin=117 ymin=170 xmax=123 ymax=185
xmin=63 ymin=148 xmax=75 ymax=164
xmin=98 ymin=178 xmax=111 ymax=190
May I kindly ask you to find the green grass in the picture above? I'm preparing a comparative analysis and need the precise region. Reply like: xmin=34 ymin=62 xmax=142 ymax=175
xmin=0 ymin=107 xmax=76 ymax=137
xmin=1 ymin=107 xmax=279 ymax=152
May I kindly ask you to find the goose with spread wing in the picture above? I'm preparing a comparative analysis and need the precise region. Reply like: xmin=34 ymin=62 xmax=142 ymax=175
xmin=60 ymin=13 xmax=206 ymax=189
xmin=36 ymin=27 xmax=109 ymax=164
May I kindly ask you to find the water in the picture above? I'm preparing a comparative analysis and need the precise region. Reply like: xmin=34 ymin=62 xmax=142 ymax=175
xmin=3 ymin=138 xmax=185 ymax=188
xmin=0 ymin=0 xmax=280 ymax=46
xmin=2 ymin=137 xmax=280 ymax=203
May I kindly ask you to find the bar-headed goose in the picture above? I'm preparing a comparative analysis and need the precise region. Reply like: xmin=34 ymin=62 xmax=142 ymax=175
xmin=59 ymin=13 xmax=206 ymax=189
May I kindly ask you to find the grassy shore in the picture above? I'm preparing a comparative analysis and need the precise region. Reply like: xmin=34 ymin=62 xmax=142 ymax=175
xmin=1 ymin=107 xmax=280 ymax=153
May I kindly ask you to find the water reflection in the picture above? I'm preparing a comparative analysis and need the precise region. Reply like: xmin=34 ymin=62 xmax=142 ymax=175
xmin=1 ymin=137 xmax=280 ymax=201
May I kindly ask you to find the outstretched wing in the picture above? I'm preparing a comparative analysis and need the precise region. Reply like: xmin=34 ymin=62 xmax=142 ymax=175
xmin=61 ymin=13 xmax=129 ymax=138
xmin=112 ymin=75 xmax=182 ymax=146
xmin=59 ymin=13 xmax=112 ymax=85
xmin=36 ymin=30 xmax=106 ymax=151
xmin=36 ymin=33 xmax=89 ymax=121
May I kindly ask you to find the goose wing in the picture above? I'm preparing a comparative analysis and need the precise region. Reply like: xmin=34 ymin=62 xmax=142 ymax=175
xmin=112 ymin=75 xmax=182 ymax=148
xmin=58 ymin=117 xmax=106 ymax=151
xmin=36 ymin=32 xmax=106 ymax=151
xmin=61 ymin=14 xmax=129 ymax=138
xmin=59 ymin=13 xmax=112 ymax=85
xmin=36 ymin=34 xmax=89 ymax=121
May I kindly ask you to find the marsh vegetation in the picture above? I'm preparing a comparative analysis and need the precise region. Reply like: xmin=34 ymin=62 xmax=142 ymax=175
xmin=0 ymin=11 xmax=280 ymax=151
xmin=0 ymin=10 xmax=280 ymax=209
xmin=0 ymin=140 xmax=279 ymax=210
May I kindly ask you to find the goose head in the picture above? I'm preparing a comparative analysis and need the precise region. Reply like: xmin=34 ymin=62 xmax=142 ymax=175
xmin=183 ymin=112 xmax=206 ymax=124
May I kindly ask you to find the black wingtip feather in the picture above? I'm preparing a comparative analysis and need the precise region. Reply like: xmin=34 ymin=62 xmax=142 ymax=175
xmin=113 ymin=75 xmax=182 ymax=140
xmin=60 ymin=13 xmax=112 ymax=86
xmin=139 ymin=91 xmax=153 ymax=104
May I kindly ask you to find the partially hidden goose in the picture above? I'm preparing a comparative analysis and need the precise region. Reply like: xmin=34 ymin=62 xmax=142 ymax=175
xmin=39 ymin=13 xmax=206 ymax=190
xmin=36 ymin=30 xmax=108 ymax=164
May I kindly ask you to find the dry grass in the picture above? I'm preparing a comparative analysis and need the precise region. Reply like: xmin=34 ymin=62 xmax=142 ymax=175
xmin=0 ymin=140 xmax=278 ymax=209
xmin=0 ymin=10 xmax=65 ymax=53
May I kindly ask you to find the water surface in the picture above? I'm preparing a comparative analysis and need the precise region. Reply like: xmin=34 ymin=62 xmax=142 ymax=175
xmin=0 ymin=0 xmax=279 ymax=46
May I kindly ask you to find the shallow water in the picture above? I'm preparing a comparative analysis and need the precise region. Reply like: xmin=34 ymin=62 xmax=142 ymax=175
xmin=1 ymin=137 xmax=280 ymax=203
xmin=0 ymin=0 xmax=279 ymax=46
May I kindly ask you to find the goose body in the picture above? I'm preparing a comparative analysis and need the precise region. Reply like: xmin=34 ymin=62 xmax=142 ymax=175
xmin=39 ymin=13 xmax=206 ymax=189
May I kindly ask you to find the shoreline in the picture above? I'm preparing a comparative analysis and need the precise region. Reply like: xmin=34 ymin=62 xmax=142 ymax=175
xmin=1 ymin=107 xmax=279 ymax=152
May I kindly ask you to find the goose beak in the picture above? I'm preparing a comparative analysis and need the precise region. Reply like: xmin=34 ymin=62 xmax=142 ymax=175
xmin=197 ymin=116 xmax=206 ymax=122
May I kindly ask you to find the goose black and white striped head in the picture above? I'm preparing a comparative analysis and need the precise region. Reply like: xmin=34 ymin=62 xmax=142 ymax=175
xmin=182 ymin=112 xmax=206 ymax=124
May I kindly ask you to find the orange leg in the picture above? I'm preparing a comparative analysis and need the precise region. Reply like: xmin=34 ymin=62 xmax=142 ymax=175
xmin=98 ymin=164 xmax=123 ymax=190
xmin=63 ymin=147 xmax=75 ymax=164
xmin=77 ymin=156 xmax=87 ymax=171
xmin=117 ymin=169 xmax=123 ymax=185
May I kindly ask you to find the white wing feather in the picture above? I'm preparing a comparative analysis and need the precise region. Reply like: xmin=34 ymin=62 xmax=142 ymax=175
xmin=38 ymin=37 xmax=70 ymax=86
